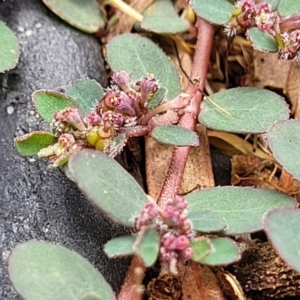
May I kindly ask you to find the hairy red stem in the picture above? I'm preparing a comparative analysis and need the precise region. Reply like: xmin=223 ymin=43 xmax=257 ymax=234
xmin=157 ymin=17 xmax=215 ymax=206
xmin=117 ymin=256 xmax=145 ymax=300
xmin=117 ymin=17 xmax=214 ymax=300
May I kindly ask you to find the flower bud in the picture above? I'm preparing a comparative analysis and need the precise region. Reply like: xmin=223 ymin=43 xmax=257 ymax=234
xmin=162 ymin=233 xmax=177 ymax=250
xmin=240 ymin=0 xmax=255 ymax=14
xmin=183 ymin=247 xmax=194 ymax=259
xmin=58 ymin=133 xmax=75 ymax=148
xmin=54 ymin=107 xmax=86 ymax=131
xmin=84 ymin=112 xmax=102 ymax=126
xmin=138 ymin=76 xmax=159 ymax=104
xmin=162 ymin=205 xmax=175 ymax=219
xmin=111 ymin=70 xmax=131 ymax=92
xmin=116 ymin=92 xmax=136 ymax=116
xmin=175 ymin=235 xmax=189 ymax=250
xmin=103 ymin=93 xmax=121 ymax=110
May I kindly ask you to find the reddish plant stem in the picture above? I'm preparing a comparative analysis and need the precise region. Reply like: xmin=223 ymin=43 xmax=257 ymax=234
xmin=117 ymin=256 xmax=145 ymax=300
xmin=157 ymin=17 xmax=215 ymax=206
xmin=117 ymin=17 xmax=214 ymax=300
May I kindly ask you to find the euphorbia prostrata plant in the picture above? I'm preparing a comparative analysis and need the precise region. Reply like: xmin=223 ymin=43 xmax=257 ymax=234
xmin=8 ymin=0 xmax=300 ymax=299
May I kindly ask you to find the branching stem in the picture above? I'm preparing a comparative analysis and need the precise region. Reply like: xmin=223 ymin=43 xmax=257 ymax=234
xmin=157 ymin=17 xmax=215 ymax=206
xmin=117 ymin=16 xmax=215 ymax=300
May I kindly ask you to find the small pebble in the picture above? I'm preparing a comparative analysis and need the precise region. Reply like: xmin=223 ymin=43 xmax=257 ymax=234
xmin=6 ymin=105 xmax=14 ymax=114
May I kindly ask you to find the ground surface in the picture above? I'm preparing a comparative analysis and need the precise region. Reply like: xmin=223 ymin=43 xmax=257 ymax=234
xmin=0 ymin=1 xmax=129 ymax=298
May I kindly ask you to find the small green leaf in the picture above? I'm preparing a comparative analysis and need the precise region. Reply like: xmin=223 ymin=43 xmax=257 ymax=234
xmin=108 ymin=134 xmax=128 ymax=158
xmin=148 ymin=86 xmax=168 ymax=109
xmin=65 ymin=79 xmax=105 ymax=115
xmin=185 ymin=186 xmax=296 ymax=235
xmin=107 ymin=34 xmax=180 ymax=99
xmin=265 ymin=0 xmax=280 ymax=10
xmin=136 ymin=228 xmax=159 ymax=267
xmin=190 ymin=237 xmax=212 ymax=262
xmin=278 ymin=0 xmax=300 ymax=17
xmin=247 ymin=28 xmax=278 ymax=52
xmin=268 ymin=120 xmax=300 ymax=181
xmin=42 ymin=0 xmax=105 ymax=33
xmin=33 ymin=90 xmax=79 ymax=123
xmin=68 ymin=149 xmax=148 ymax=226
xmin=141 ymin=0 xmax=189 ymax=34
xmin=189 ymin=209 xmax=227 ymax=233
xmin=104 ymin=235 xmax=136 ymax=258
xmin=189 ymin=0 xmax=234 ymax=25
xmin=0 ymin=20 xmax=20 ymax=73
xmin=199 ymin=87 xmax=289 ymax=133
xmin=197 ymin=237 xmax=240 ymax=266
xmin=264 ymin=208 xmax=300 ymax=273
xmin=151 ymin=125 xmax=199 ymax=146
xmin=14 ymin=132 xmax=57 ymax=156
xmin=8 ymin=240 xmax=116 ymax=300
xmin=82 ymin=292 xmax=103 ymax=300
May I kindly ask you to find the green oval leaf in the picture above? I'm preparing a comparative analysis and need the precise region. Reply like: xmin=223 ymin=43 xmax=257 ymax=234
xmin=191 ymin=237 xmax=212 ymax=262
xmin=33 ymin=90 xmax=79 ymax=123
xmin=151 ymin=125 xmax=199 ymax=146
xmin=199 ymin=87 xmax=289 ymax=133
xmin=141 ymin=0 xmax=189 ymax=34
xmin=197 ymin=237 xmax=240 ymax=266
xmin=135 ymin=228 xmax=159 ymax=267
xmin=104 ymin=235 xmax=136 ymax=258
xmin=278 ymin=0 xmax=300 ymax=17
xmin=8 ymin=240 xmax=115 ymax=300
xmin=14 ymin=132 xmax=57 ymax=156
xmin=66 ymin=79 xmax=105 ymax=116
xmin=185 ymin=186 xmax=296 ymax=235
xmin=189 ymin=0 xmax=234 ymax=25
xmin=268 ymin=120 xmax=300 ymax=181
xmin=188 ymin=209 xmax=227 ymax=233
xmin=264 ymin=208 xmax=300 ymax=273
xmin=106 ymin=34 xmax=180 ymax=99
xmin=42 ymin=0 xmax=105 ymax=33
xmin=247 ymin=28 xmax=278 ymax=52
xmin=68 ymin=149 xmax=148 ymax=226
xmin=0 ymin=20 xmax=20 ymax=73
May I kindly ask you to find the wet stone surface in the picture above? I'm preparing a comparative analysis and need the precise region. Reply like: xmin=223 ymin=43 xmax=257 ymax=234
xmin=0 ymin=0 xmax=129 ymax=298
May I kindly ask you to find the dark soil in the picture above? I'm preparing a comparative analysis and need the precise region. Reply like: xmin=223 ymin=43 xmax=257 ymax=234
xmin=0 ymin=1 xmax=130 ymax=298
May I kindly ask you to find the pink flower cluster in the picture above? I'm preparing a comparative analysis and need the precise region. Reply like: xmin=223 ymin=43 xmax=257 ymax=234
xmin=136 ymin=196 xmax=194 ymax=273
xmin=38 ymin=71 xmax=161 ymax=167
xmin=97 ymin=70 xmax=159 ymax=119
xmin=226 ymin=0 xmax=300 ymax=60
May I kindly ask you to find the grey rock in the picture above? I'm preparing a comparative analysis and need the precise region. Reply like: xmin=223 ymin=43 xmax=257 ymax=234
xmin=0 ymin=1 xmax=129 ymax=299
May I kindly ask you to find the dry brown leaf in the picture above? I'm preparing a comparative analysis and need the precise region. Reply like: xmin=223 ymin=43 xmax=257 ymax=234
xmin=230 ymin=154 xmax=300 ymax=201
xmin=178 ymin=262 xmax=226 ymax=300
xmin=147 ymin=273 xmax=182 ymax=300
xmin=251 ymin=51 xmax=300 ymax=118
xmin=234 ymin=241 xmax=300 ymax=299
xmin=207 ymin=131 xmax=273 ymax=160
xmin=146 ymin=124 xmax=214 ymax=199
xmin=278 ymin=169 xmax=300 ymax=201
xmin=104 ymin=0 xmax=153 ymax=42
xmin=215 ymin=270 xmax=247 ymax=300
xmin=231 ymin=154 xmax=277 ymax=188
